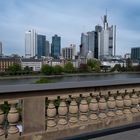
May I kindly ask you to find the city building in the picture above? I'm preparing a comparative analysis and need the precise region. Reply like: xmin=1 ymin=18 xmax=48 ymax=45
xmin=46 ymin=40 xmax=50 ymax=57
xmin=62 ymin=44 xmax=76 ymax=60
xmin=51 ymin=35 xmax=61 ymax=59
xmin=37 ymin=34 xmax=46 ymax=58
xmin=25 ymin=29 xmax=37 ymax=58
xmin=0 ymin=42 xmax=2 ymax=56
xmin=124 ymin=53 xmax=131 ymax=59
xmin=80 ymin=31 xmax=97 ymax=59
xmin=131 ymin=47 xmax=140 ymax=63
xmin=21 ymin=58 xmax=42 ymax=71
xmin=0 ymin=57 xmax=21 ymax=72
xmin=97 ymin=15 xmax=116 ymax=60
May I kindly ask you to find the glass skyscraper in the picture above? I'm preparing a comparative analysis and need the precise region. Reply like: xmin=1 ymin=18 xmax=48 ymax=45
xmin=37 ymin=34 xmax=46 ymax=58
xmin=51 ymin=35 xmax=61 ymax=59
xmin=131 ymin=47 xmax=140 ymax=63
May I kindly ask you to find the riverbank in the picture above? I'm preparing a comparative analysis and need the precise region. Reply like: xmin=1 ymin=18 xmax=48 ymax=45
xmin=0 ymin=72 xmax=140 ymax=80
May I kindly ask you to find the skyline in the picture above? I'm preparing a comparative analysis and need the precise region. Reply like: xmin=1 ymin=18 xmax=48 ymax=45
xmin=0 ymin=0 xmax=140 ymax=56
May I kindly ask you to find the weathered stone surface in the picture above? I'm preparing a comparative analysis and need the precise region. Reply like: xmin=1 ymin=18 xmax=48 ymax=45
xmin=23 ymin=96 xmax=45 ymax=134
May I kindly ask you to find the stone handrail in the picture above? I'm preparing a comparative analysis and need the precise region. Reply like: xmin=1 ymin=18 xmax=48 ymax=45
xmin=0 ymin=81 xmax=140 ymax=139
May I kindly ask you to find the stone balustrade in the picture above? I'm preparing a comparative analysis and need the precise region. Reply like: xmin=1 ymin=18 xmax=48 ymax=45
xmin=46 ymin=89 xmax=140 ymax=133
xmin=0 ymin=85 xmax=140 ymax=139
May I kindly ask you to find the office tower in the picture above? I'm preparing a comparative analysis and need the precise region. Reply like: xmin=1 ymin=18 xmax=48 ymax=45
xmin=46 ymin=40 xmax=50 ymax=57
xmin=80 ymin=31 xmax=97 ymax=58
xmin=131 ymin=47 xmax=140 ymax=63
xmin=0 ymin=42 xmax=2 ymax=56
xmin=37 ymin=34 xmax=46 ymax=58
xmin=97 ymin=15 xmax=116 ymax=60
xmin=51 ymin=35 xmax=61 ymax=59
xmin=62 ymin=44 xmax=76 ymax=60
xmin=25 ymin=29 xmax=37 ymax=58
xmin=80 ymin=33 xmax=88 ymax=57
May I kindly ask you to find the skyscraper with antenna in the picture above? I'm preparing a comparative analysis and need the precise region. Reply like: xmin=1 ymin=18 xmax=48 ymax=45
xmin=97 ymin=12 xmax=116 ymax=60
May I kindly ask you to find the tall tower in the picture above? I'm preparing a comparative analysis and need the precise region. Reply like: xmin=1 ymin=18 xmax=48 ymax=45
xmin=97 ymin=14 xmax=116 ymax=60
xmin=51 ymin=35 xmax=61 ymax=59
xmin=0 ymin=42 xmax=2 ymax=56
xmin=25 ymin=29 xmax=37 ymax=58
xmin=37 ymin=34 xmax=46 ymax=58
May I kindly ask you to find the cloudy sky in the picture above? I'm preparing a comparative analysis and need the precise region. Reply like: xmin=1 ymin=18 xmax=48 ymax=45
xmin=0 ymin=0 xmax=140 ymax=56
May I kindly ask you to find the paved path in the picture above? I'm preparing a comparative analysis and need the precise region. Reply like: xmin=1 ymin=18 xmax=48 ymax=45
xmin=90 ymin=128 xmax=140 ymax=140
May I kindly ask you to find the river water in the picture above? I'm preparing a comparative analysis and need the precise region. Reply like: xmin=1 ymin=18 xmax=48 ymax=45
xmin=0 ymin=73 xmax=140 ymax=85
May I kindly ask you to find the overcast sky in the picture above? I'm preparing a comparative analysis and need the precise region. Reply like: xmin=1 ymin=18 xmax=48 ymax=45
xmin=0 ymin=0 xmax=140 ymax=56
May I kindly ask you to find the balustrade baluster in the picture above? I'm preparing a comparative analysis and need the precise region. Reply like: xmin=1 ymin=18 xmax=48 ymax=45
xmin=69 ymin=96 xmax=78 ymax=128
xmin=0 ymin=102 xmax=5 ymax=138
xmin=58 ymin=96 xmax=68 ymax=130
xmin=98 ymin=94 xmax=107 ymax=120
xmin=7 ymin=100 xmax=19 ymax=137
xmin=46 ymin=101 xmax=57 ymax=132
xmin=79 ymin=94 xmax=89 ymax=125
xmin=107 ymin=92 xmax=116 ymax=123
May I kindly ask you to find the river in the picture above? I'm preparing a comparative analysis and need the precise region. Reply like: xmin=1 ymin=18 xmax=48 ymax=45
xmin=0 ymin=73 xmax=140 ymax=85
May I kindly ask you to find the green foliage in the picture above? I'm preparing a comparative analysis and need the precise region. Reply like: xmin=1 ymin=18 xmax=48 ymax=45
xmin=53 ymin=65 xmax=63 ymax=75
xmin=7 ymin=63 xmax=22 ymax=74
xmin=1 ymin=101 xmax=10 ymax=114
xmin=64 ymin=62 xmax=75 ymax=73
xmin=87 ymin=59 xmax=101 ymax=72
xmin=126 ymin=58 xmax=132 ymax=68
xmin=41 ymin=64 xmax=53 ymax=75
xmin=35 ymin=77 xmax=54 ymax=84
xmin=110 ymin=64 xmax=122 ymax=72
xmin=23 ymin=66 xmax=33 ymax=74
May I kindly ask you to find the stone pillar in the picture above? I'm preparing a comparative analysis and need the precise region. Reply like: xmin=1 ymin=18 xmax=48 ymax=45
xmin=46 ymin=101 xmax=57 ymax=132
xmin=123 ymin=92 xmax=132 ymax=114
xmin=89 ymin=95 xmax=98 ymax=123
xmin=107 ymin=92 xmax=116 ymax=123
xmin=7 ymin=100 xmax=19 ymax=137
xmin=89 ymin=95 xmax=98 ymax=113
xmin=79 ymin=95 xmax=89 ymax=125
xmin=69 ymin=98 xmax=78 ymax=128
xmin=58 ymin=98 xmax=68 ymax=130
xmin=115 ymin=92 xmax=125 ymax=124
xmin=131 ymin=90 xmax=139 ymax=121
xmin=23 ymin=96 xmax=45 ymax=134
xmin=0 ymin=101 xmax=5 ymax=138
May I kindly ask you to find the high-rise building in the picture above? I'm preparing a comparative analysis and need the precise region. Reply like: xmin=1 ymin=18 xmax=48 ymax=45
xmin=62 ymin=44 xmax=76 ymax=60
xmin=0 ymin=42 xmax=2 ymax=56
xmin=80 ymin=31 xmax=97 ymax=59
xmin=46 ymin=40 xmax=50 ymax=57
xmin=97 ymin=15 xmax=116 ymax=60
xmin=37 ymin=34 xmax=46 ymax=58
xmin=131 ymin=47 xmax=140 ymax=63
xmin=51 ymin=35 xmax=61 ymax=59
xmin=25 ymin=30 xmax=37 ymax=58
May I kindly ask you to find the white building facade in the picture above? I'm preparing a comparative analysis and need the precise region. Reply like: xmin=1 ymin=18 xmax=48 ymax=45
xmin=62 ymin=44 xmax=76 ymax=60
xmin=25 ymin=30 xmax=37 ymax=58
xmin=21 ymin=59 xmax=42 ymax=71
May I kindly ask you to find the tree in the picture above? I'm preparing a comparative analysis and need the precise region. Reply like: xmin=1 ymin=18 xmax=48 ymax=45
xmin=126 ymin=58 xmax=133 ymax=71
xmin=53 ymin=65 xmax=63 ymax=75
xmin=23 ymin=66 xmax=33 ymax=74
xmin=64 ymin=62 xmax=75 ymax=73
xmin=110 ymin=64 xmax=122 ymax=72
xmin=87 ymin=59 xmax=101 ymax=72
xmin=41 ymin=64 xmax=53 ymax=75
xmin=7 ymin=63 xmax=22 ymax=75
xmin=79 ymin=64 xmax=91 ymax=72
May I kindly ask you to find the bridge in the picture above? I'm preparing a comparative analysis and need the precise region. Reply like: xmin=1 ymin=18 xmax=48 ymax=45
xmin=0 ymin=78 xmax=140 ymax=140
